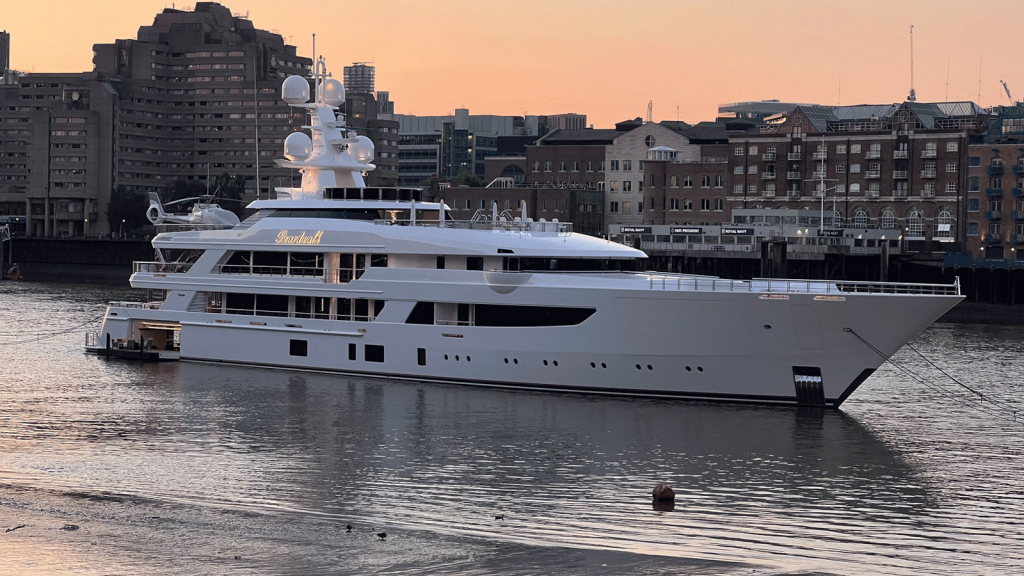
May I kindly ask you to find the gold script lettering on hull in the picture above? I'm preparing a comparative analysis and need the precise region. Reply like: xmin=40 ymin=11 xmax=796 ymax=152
xmin=276 ymin=230 xmax=324 ymax=245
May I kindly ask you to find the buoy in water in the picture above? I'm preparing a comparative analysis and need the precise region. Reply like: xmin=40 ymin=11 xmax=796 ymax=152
xmin=652 ymin=483 xmax=675 ymax=502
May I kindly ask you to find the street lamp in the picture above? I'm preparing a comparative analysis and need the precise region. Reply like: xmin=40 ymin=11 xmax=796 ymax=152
xmin=121 ymin=219 xmax=125 ymax=238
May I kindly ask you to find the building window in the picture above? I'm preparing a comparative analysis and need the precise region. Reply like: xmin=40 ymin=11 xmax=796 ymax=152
xmin=946 ymin=162 xmax=958 ymax=173
xmin=749 ymin=145 xmax=758 ymax=155
xmin=700 ymin=198 xmax=710 ymax=211
xmin=836 ymin=144 xmax=847 ymax=154
xmin=623 ymin=202 xmax=631 ymax=214
xmin=835 ymin=184 xmax=846 ymax=195
xmin=852 ymin=207 xmax=868 ymax=227
xmin=968 ymin=156 xmax=981 ymax=167
xmin=670 ymin=175 xmax=679 ymax=187
xmin=714 ymin=198 xmax=724 ymax=211
xmin=572 ymin=161 xmax=579 ymax=172
xmin=559 ymin=161 xmax=566 ymax=172
xmin=748 ymin=165 xmax=758 ymax=174
xmin=969 ymin=176 xmax=980 ymax=191
xmin=850 ymin=163 xmax=861 ymax=173
xmin=532 ymin=161 xmax=540 ymax=172
xmin=733 ymin=184 xmax=743 ymax=195
xmin=734 ymin=166 xmax=744 ymax=175
xmin=850 ymin=183 xmax=861 ymax=194
xmin=650 ymin=174 xmax=656 ymax=187
xmin=543 ymin=161 xmax=551 ymax=172
xmin=610 ymin=181 xmax=621 ymax=192
xmin=835 ymin=163 xmax=846 ymax=174
xmin=945 ymin=182 xmax=958 ymax=194
xmin=715 ymin=175 xmax=724 ymax=188
xmin=880 ymin=208 xmax=897 ymax=229
xmin=623 ymin=180 xmax=632 ymax=192
xmin=765 ymin=183 xmax=776 ymax=195
xmin=734 ymin=146 xmax=744 ymax=156
xmin=946 ymin=142 xmax=959 ymax=152
xmin=645 ymin=135 xmax=656 ymax=147
xmin=701 ymin=175 xmax=711 ymax=187
xmin=609 ymin=201 xmax=619 ymax=213
xmin=851 ymin=144 xmax=862 ymax=154
xmin=649 ymin=197 xmax=655 ymax=211
xmin=748 ymin=184 xmax=756 ymax=195
xmin=610 ymin=160 xmax=619 ymax=171
xmin=967 ymin=222 xmax=979 ymax=236
xmin=936 ymin=208 xmax=954 ymax=238
xmin=967 ymin=198 xmax=979 ymax=212
xmin=684 ymin=176 xmax=693 ymax=188
xmin=990 ymin=223 xmax=1002 ymax=235
xmin=586 ymin=161 xmax=593 ymax=172
xmin=669 ymin=198 xmax=679 ymax=210
xmin=623 ymin=159 xmax=632 ymax=172
xmin=683 ymin=199 xmax=692 ymax=211
xmin=906 ymin=208 xmax=925 ymax=236
xmin=463 ymin=199 xmax=471 ymax=210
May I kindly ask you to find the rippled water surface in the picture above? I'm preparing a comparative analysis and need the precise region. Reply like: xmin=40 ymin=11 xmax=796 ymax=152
xmin=1 ymin=281 xmax=1023 ymax=575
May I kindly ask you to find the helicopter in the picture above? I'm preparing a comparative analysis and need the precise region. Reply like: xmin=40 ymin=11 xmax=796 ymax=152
xmin=146 ymin=190 xmax=242 ymax=228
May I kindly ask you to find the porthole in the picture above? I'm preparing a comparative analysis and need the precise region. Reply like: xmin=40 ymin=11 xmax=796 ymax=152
xmin=553 ymin=360 xmax=558 ymax=367
xmin=504 ymin=358 xmax=509 ymax=364
xmin=601 ymin=363 xmax=607 ymax=369
xmin=646 ymin=365 xmax=653 ymax=371
xmin=685 ymin=366 xmax=691 ymax=372
xmin=763 ymin=324 xmax=772 ymax=330
xmin=697 ymin=366 xmax=704 ymax=372
xmin=455 ymin=355 xmax=460 ymax=361
xmin=543 ymin=360 xmax=548 ymax=366
xmin=590 ymin=362 xmax=596 ymax=368
xmin=635 ymin=364 xmax=641 ymax=370
xmin=513 ymin=358 xmax=518 ymax=364
xmin=444 ymin=354 xmax=449 ymax=360
xmin=467 ymin=356 xmax=471 ymax=362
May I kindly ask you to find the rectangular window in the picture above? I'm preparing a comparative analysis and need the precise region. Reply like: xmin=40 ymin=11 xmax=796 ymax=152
xmin=610 ymin=160 xmax=619 ymax=171
xmin=968 ymin=176 xmax=980 ymax=191
xmin=467 ymin=257 xmax=484 ymax=271
xmin=749 ymin=145 xmax=758 ymax=155
xmin=733 ymin=184 xmax=743 ymax=195
xmin=623 ymin=160 xmax=632 ymax=172
xmin=969 ymin=156 xmax=981 ymax=167
xmin=947 ymin=142 xmax=959 ymax=152
xmin=851 ymin=144 xmax=861 ymax=154
xmin=436 ymin=256 xmax=446 ymax=269
xmin=289 ymin=339 xmax=307 ymax=357
xmin=734 ymin=146 xmax=744 ymax=156
xmin=623 ymin=202 xmax=631 ymax=214
xmin=365 ymin=344 xmax=384 ymax=363
xmin=836 ymin=144 xmax=847 ymax=154
xmin=623 ymin=180 xmax=632 ymax=192
xmin=609 ymin=201 xmax=618 ymax=213
xmin=850 ymin=163 xmax=861 ymax=173
xmin=417 ymin=348 xmax=426 ymax=366
xmin=945 ymin=182 xmax=958 ymax=194
xmin=967 ymin=222 xmax=979 ymax=236
xmin=835 ymin=163 xmax=846 ymax=174
xmin=946 ymin=162 xmax=958 ymax=173
xmin=968 ymin=198 xmax=980 ymax=212
xmin=348 ymin=343 xmax=357 ymax=361
xmin=748 ymin=184 xmax=757 ymax=195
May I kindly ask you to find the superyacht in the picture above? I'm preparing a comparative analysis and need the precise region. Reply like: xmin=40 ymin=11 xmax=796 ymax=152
xmin=87 ymin=60 xmax=963 ymax=407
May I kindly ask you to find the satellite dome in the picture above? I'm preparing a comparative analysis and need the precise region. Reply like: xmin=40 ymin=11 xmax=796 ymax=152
xmin=284 ymin=132 xmax=312 ymax=161
xmin=281 ymin=75 xmax=310 ymax=105
xmin=348 ymin=135 xmax=375 ymax=163
xmin=321 ymin=78 xmax=345 ymax=107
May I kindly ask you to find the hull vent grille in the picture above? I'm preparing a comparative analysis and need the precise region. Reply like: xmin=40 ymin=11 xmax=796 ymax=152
xmin=793 ymin=367 xmax=825 ymax=406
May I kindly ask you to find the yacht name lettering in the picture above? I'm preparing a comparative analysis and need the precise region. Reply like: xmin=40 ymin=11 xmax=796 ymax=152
xmin=275 ymin=230 xmax=324 ymax=245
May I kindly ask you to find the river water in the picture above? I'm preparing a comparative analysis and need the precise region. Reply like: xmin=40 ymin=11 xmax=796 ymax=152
xmin=1 ymin=281 xmax=1022 ymax=575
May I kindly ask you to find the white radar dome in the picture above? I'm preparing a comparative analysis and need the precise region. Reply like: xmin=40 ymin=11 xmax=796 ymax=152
xmin=321 ymin=78 xmax=345 ymax=107
xmin=283 ymin=132 xmax=312 ymax=161
xmin=348 ymin=135 xmax=375 ymax=163
xmin=281 ymin=75 xmax=310 ymax=105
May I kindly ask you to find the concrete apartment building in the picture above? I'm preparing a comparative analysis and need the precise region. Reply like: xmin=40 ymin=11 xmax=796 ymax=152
xmin=723 ymin=101 xmax=987 ymax=251
xmin=0 ymin=3 xmax=314 ymax=236
xmin=965 ymin=104 xmax=1024 ymax=259
xmin=341 ymin=63 xmax=399 ymax=187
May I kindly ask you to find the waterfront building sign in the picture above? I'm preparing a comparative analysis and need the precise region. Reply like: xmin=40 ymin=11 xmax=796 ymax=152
xmin=620 ymin=226 xmax=652 ymax=234
xmin=720 ymin=227 xmax=755 ymax=235
xmin=275 ymin=230 xmax=324 ymax=245
xmin=817 ymin=229 xmax=843 ymax=237
xmin=671 ymin=227 xmax=703 ymax=234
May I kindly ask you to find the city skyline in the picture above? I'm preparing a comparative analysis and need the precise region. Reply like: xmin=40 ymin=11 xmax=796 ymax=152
xmin=4 ymin=0 xmax=1024 ymax=127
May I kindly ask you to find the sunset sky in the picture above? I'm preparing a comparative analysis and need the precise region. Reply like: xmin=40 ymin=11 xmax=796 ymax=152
xmin=5 ymin=0 xmax=1024 ymax=127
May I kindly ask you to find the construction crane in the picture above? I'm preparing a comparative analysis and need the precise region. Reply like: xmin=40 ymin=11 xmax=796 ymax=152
xmin=1000 ymin=80 xmax=1014 ymax=104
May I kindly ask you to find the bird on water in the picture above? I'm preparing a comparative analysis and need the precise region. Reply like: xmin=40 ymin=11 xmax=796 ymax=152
xmin=377 ymin=532 xmax=387 ymax=540
xmin=494 ymin=514 xmax=505 ymax=520
xmin=346 ymin=524 xmax=352 ymax=533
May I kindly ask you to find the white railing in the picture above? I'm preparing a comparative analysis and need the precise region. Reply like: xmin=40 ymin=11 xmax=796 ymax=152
xmin=640 ymin=273 xmax=959 ymax=296
xmin=108 ymin=301 xmax=161 ymax=309
xmin=921 ymin=150 xmax=937 ymax=158
xmin=893 ymin=150 xmax=909 ymax=159
xmin=134 ymin=261 xmax=194 ymax=273
xmin=374 ymin=218 xmax=572 ymax=235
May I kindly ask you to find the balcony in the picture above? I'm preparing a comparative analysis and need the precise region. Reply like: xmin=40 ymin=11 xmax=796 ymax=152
xmin=1013 ymin=164 xmax=1024 ymax=176
xmin=764 ymin=190 xmax=776 ymax=198
xmin=866 ymin=189 xmax=880 ymax=198
xmin=920 ymin=170 xmax=936 ymax=178
xmin=866 ymin=170 xmax=881 ymax=179
xmin=811 ymin=171 xmax=827 ymax=179
xmin=985 ymin=187 xmax=1004 ymax=198
xmin=893 ymin=170 xmax=909 ymax=179
xmin=787 ymin=171 xmax=802 ymax=179
xmin=812 ymin=151 xmax=827 ymax=160
xmin=1012 ymin=211 xmax=1024 ymax=221
xmin=986 ymin=164 xmax=1004 ymax=176
xmin=1014 ymin=187 xmax=1024 ymax=198
xmin=761 ymin=152 xmax=776 ymax=161
xmin=865 ymin=150 xmax=881 ymax=159
xmin=921 ymin=149 xmax=937 ymax=158
xmin=787 ymin=152 xmax=803 ymax=161
xmin=893 ymin=150 xmax=909 ymax=159
xmin=985 ymin=210 xmax=1003 ymax=220
xmin=761 ymin=172 xmax=776 ymax=180
xmin=893 ymin=189 xmax=909 ymax=198
xmin=920 ymin=189 xmax=936 ymax=198
xmin=787 ymin=190 xmax=801 ymax=198
xmin=982 ymin=233 xmax=1002 ymax=244
xmin=1013 ymin=234 xmax=1024 ymax=244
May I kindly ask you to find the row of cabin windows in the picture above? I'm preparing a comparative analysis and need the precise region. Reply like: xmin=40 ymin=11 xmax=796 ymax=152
xmin=221 ymin=251 xmax=387 ymax=281
xmin=289 ymin=340 xmax=385 ymax=364
xmin=406 ymin=302 xmax=595 ymax=327
xmin=211 ymin=292 xmax=386 ymax=321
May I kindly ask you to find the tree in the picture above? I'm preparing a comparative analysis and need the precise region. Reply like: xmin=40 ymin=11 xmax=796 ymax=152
xmin=106 ymin=186 xmax=150 ymax=234
xmin=451 ymin=168 xmax=484 ymax=188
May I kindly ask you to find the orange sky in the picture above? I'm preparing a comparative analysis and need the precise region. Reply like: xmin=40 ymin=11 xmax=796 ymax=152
xmin=5 ymin=0 xmax=1024 ymax=127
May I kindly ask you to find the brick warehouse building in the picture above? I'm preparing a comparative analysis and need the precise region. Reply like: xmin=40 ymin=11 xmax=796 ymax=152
xmin=965 ymin=104 xmax=1024 ymax=259
xmin=723 ymin=102 xmax=987 ymax=251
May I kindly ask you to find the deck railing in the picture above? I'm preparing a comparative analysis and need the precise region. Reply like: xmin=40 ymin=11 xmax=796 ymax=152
xmin=134 ymin=261 xmax=195 ymax=274
xmin=374 ymin=218 xmax=572 ymax=234
xmin=640 ymin=273 xmax=959 ymax=296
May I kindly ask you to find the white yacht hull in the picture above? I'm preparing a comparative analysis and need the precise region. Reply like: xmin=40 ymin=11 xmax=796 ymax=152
xmin=96 ymin=284 xmax=960 ymax=407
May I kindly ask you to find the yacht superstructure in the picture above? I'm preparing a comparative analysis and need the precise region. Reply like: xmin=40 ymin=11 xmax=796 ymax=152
xmin=88 ymin=60 xmax=964 ymax=407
